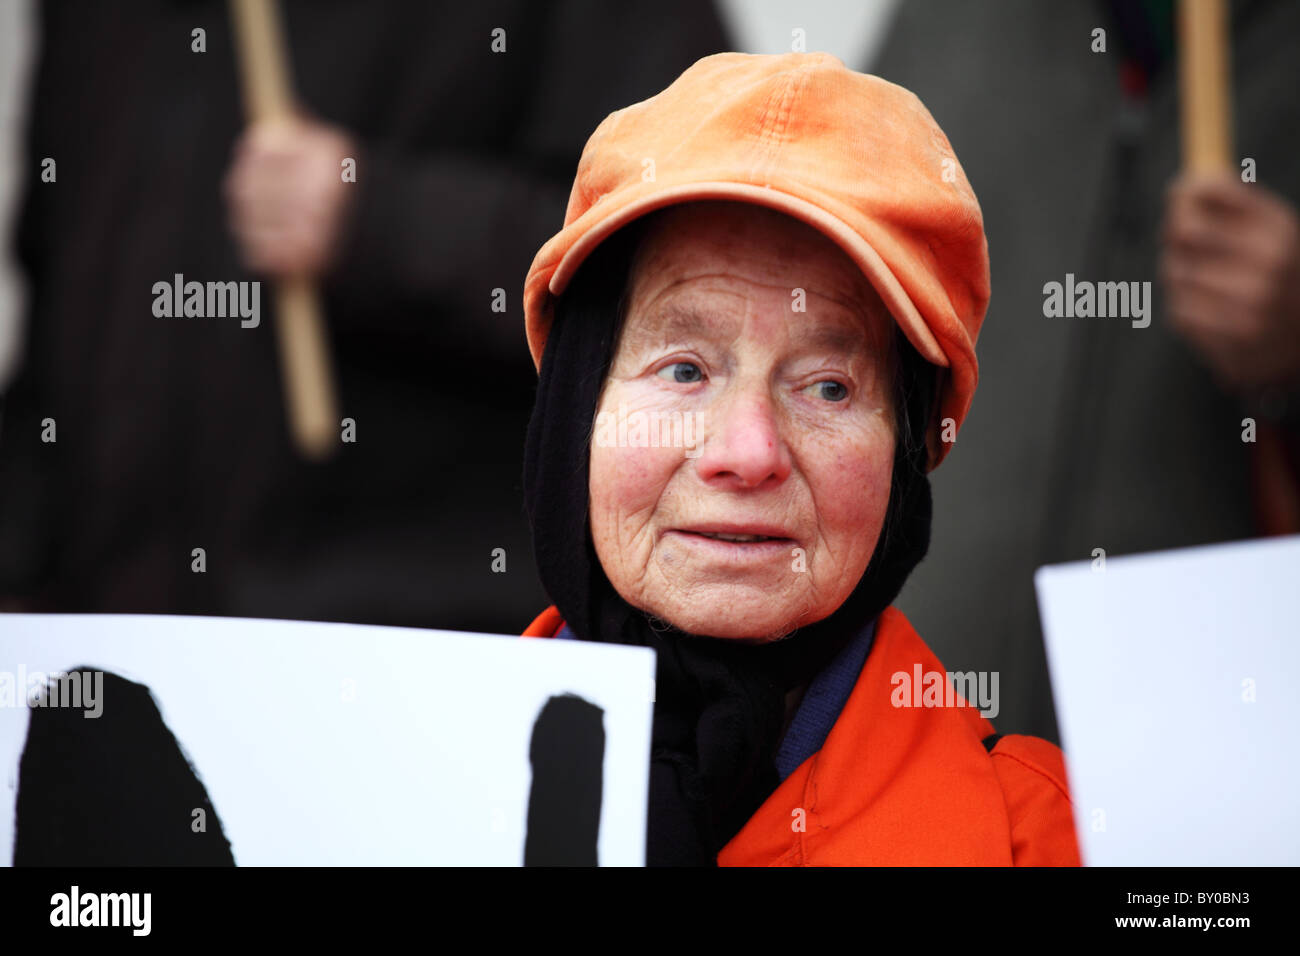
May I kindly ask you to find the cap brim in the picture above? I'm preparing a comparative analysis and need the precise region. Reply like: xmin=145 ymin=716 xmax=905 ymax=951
xmin=546 ymin=181 xmax=949 ymax=370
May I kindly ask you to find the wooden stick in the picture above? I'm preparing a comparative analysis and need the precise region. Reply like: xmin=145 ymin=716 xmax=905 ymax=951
xmin=1178 ymin=0 xmax=1233 ymax=172
xmin=229 ymin=0 xmax=339 ymax=460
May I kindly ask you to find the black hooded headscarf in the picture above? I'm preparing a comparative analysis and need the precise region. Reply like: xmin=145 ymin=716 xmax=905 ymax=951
xmin=523 ymin=210 xmax=936 ymax=866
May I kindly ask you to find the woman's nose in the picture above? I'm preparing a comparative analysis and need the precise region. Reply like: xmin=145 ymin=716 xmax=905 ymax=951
xmin=692 ymin=386 xmax=792 ymax=489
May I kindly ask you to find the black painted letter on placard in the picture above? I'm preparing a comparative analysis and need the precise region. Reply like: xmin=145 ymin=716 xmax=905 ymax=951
xmin=13 ymin=669 xmax=234 ymax=866
xmin=524 ymin=693 xmax=605 ymax=866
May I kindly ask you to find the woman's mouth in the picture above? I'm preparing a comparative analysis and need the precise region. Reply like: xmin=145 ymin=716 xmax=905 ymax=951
xmin=693 ymin=531 xmax=780 ymax=543
xmin=667 ymin=525 xmax=796 ymax=558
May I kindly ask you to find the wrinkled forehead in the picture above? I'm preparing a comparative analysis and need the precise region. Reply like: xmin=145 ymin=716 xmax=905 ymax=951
xmin=619 ymin=202 xmax=896 ymax=358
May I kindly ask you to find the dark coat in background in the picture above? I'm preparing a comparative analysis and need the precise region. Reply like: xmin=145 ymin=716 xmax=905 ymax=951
xmin=0 ymin=0 xmax=730 ymax=631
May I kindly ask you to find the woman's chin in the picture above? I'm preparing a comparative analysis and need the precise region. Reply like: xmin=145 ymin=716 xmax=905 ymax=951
xmin=639 ymin=587 xmax=822 ymax=642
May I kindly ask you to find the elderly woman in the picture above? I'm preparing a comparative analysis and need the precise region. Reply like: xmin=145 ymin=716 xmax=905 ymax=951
xmin=520 ymin=52 xmax=1080 ymax=866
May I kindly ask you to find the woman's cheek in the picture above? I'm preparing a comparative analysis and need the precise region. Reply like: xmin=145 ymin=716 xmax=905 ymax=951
xmin=589 ymin=388 xmax=688 ymax=564
xmin=591 ymin=445 xmax=658 ymax=533
xmin=809 ymin=420 xmax=894 ymax=564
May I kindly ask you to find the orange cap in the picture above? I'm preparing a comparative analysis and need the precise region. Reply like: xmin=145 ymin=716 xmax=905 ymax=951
xmin=523 ymin=52 xmax=989 ymax=468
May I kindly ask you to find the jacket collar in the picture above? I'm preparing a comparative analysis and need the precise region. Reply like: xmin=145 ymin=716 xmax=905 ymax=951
xmin=718 ymin=606 xmax=1008 ymax=865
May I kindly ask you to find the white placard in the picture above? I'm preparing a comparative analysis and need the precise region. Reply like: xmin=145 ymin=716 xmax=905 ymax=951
xmin=1036 ymin=535 xmax=1300 ymax=866
xmin=0 ymin=614 xmax=654 ymax=866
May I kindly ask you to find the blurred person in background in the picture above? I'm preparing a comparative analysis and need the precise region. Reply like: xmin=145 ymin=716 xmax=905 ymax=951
xmin=865 ymin=0 xmax=1300 ymax=742
xmin=0 ymin=0 xmax=729 ymax=631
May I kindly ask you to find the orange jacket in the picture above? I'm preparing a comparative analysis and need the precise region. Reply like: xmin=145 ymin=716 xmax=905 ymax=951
xmin=523 ymin=604 xmax=1082 ymax=866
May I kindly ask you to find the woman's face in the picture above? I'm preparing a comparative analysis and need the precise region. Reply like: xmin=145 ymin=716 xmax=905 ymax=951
xmin=588 ymin=202 xmax=897 ymax=641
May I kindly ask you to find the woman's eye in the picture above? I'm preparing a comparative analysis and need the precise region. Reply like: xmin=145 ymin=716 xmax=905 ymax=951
xmin=804 ymin=380 xmax=849 ymax=402
xmin=656 ymin=361 xmax=704 ymax=384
